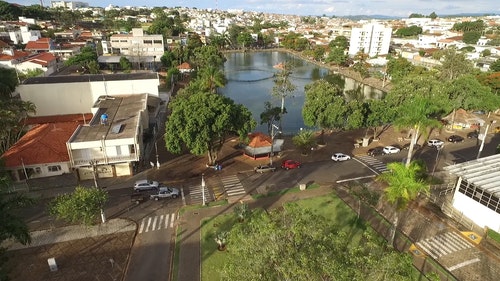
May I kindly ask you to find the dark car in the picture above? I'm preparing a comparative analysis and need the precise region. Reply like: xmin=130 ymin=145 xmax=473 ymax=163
xmin=281 ymin=160 xmax=302 ymax=170
xmin=367 ymin=146 xmax=384 ymax=156
xmin=467 ymin=130 xmax=479 ymax=139
xmin=447 ymin=135 xmax=464 ymax=143
xmin=402 ymin=143 xmax=421 ymax=150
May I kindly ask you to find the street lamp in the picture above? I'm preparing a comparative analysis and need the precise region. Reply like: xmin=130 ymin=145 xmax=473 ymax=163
xmin=89 ymin=160 xmax=99 ymax=188
xmin=201 ymin=173 xmax=206 ymax=206
xmin=269 ymin=124 xmax=281 ymax=166
xmin=432 ymin=144 xmax=443 ymax=176
xmin=155 ymin=140 xmax=160 ymax=169
xmin=477 ymin=120 xmax=496 ymax=159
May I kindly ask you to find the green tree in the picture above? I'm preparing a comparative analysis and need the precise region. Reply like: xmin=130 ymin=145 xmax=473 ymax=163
xmin=0 ymin=1 xmax=22 ymax=20
xmin=64 ymin=46 xmax=98 ymax=73
xmin=490 ymin=59 xmax=500 ymax=72
xmin=463 ymin=31 xmax=481 ymax=44
xmin=119 ymin=56 xmax=132 ymax=72
xmin=377 ymin=161 xmax=429 ymax=246
xmin=328 ymin=36 xmax=349 ymax=50
xmin=326 ymin=47 xmax=347 ymax=67
xmin=0 ymin=68 xmax=18 ymax=99
xmin=365 ymin=99 xmax=394 ymax=140
xmin=222 ymin=203 xmax=415 ymax=280
xmin=191 ymin=45 xmax=226 ymax=70
xmin=386 ymin=57 xmax=415 ymax=83
xmin=236 ymin=32 xmax=254 ymax=49
xmin=48 ymin=186 xmax=108 ymax=225
xmin=165 ymin=92 xmax=256 ymax=165
xmin=292 ymin=129 xmax=316 ymax=155
xmin=0 ymin=174 xmax=34 ymax=280
xmin=436 ymin=48 xmax=475 ymax=80
xmin=386 ymin=74 xmax=449 ymax=166
xmin=259 ymin=101 xmax=285 ymax=135
xmin=429 ymin=12 xmax=438 ymax=19
xmin=198 ymin=66 xmax=226 ymax=94
xmin=352 ymin=51 xmax=370 ymax=78
xmin=303 ymin=79 xmax=346 ymax=130
xmin=272 ymin=61 xmax=296 ymax=131
xmin=476 ymin=72 xmax=500 ymax=95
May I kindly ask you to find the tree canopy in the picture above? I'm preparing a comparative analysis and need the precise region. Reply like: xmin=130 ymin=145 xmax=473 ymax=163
xmin=165 ymin=92 xmax=255 ymax=165
xmin=303 ymin=79 xmax=346 ymax=130
xmin=221 ymin=203 xmax=415 ymax=280
xmin=48 ymin=186 xmax=108 ymax=225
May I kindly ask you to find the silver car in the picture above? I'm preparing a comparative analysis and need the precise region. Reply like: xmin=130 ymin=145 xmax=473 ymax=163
xmin=254 ymin=165 xmax=276 ymax=173
xmin=133 ymin=180 xmax=160 ymax=192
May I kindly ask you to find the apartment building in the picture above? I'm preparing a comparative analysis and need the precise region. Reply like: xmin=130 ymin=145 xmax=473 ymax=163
xmin=348 ymin=22 xmax=392 ymax=57
xmin=51 ymin=1 xmax=89 ymax=10
xmin=109 ymin=28 xmax=164 ymax=58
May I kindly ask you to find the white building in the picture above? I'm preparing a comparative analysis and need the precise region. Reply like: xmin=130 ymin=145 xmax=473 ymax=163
xmin=51 ymin=1 xmax=89 ymax=10
xmin=444 ymin=154 xmax=500 ymax=232
xmin=348 ymin=22 xmax=392 ymax=57
xmin=109 ymin=28 xmax=164 ymax=58
xmin=68 ymin=94 xmax=159 ymax=180
xmin=16 ymin=72 xmax=160 ymax=117
xmin=9 ymin=26 xmax=41 ymax=44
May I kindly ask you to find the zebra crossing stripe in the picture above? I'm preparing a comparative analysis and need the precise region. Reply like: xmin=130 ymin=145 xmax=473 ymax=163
xmin=138 ymin=213 xmax=176 ymax=234
xmin=146 ymin=217 xmax=152 ymax=233
xmin=158 ymin=215 xmax=164 ymax=230
xmin=165 ymin=214 xmax=169 ymax=229
xmin=139 ymin=219 xmax=145 ymax=233
xmin=152 ymin=216 xmax=158 ymax=231
xmin=170 ymin=213 xmax=175 ymax=228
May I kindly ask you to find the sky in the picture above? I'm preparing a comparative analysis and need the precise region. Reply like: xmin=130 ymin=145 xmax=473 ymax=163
xmin=7 ymin=0 xmax=500 ymax=17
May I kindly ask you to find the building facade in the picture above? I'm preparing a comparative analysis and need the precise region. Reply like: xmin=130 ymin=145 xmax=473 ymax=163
xmin=348 ymin=22 xmax=392 ymax=57
xmin=109 ymin=28 xmax=164 ymax=58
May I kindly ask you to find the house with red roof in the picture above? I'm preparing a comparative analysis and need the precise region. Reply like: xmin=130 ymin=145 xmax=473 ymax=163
xmin=177 ymin=62 xmax=193 ymax=73
xmin=1 ymin=120 xmax=84 ymax=182
xmin=16 ymin=52 xmax=59 ymax=76
xmin=25 ymin=37 xmax=55 ymax=53
xmin=243 ymin=132 xmax=284 ymax=159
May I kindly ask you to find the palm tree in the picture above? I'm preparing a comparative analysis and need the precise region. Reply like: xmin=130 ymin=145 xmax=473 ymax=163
xmin=199 ymin=66 xmax=227 ymax=94
xmin=292 ymin=130 xmax=316 ymax=155
xmin=376 ymin=161 xmax=430 ymax=247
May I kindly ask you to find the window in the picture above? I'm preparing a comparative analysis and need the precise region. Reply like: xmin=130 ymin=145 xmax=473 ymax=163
xmin=48 ymin=165 xmax=61 ymax=172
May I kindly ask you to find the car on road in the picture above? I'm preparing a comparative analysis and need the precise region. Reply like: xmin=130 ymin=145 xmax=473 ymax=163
xmin=281 ymin=160 xmax=302 ymax=170
xmin=134 ymin=180 xmax=160 ymax=192
xmin=331 ymin=153 xmax=351 ymax=162
xmin=447 ymin=135 xmax=464 ymax=143
xmin=150 ymin=187 xmax=180 ymax=200
xmin=427 ymin=139 xmax=444 ymax=147
xmin=467 ymin=130 xmax=479 ymax=139
xmin=367 ymin=146 xmax=384 ymax=157
xmin=254 ymin=164 xmax=276 ymax=173
xmin=382 ymin=145 xmax=401 ymax=154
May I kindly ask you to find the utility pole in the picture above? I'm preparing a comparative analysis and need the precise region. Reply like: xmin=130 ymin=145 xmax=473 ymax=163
xmin=269 ymin=124 xmax=280 ymax=166
xmin=201 ymin=173 xmax=206 ymax=206
xmin=477 ymin=120 xmax=496 ymax=159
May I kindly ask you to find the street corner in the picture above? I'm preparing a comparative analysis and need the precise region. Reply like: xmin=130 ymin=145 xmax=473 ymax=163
xmin=461 ymin=231 xmax=482 ymax=245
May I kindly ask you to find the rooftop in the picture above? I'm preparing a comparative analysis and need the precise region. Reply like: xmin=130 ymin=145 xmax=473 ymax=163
xmin=444 ymin=154 xmax=500 ymax=196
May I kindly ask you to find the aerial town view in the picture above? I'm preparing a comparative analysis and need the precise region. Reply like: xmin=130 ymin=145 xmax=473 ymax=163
xmin=1 ymin=0 xmax=500 ymax=280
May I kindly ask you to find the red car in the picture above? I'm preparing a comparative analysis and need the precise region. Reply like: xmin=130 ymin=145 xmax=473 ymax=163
xmin=281 ymin=160 xmax=302 ymax=170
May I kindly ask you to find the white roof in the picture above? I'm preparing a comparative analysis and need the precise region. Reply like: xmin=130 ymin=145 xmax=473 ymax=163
xmin=444 ymin=154 xmax=500 ymax=196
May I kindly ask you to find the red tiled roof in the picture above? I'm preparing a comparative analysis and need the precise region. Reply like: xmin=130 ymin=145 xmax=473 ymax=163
xmin=0 ymin=50 xmax=31 ymax=61
xmin=25 ymin=38 xmax=51 ymax=50
xmin=1 ymin=122 xmax=80 ymax=167
xmin=247 ymin=132 xmax=272 ymax=148
xmin=26 ymin=52 xmax=57 ymax=67
xmin=23 ymin=113 xmax=93 ymax=126
xmin=177 ymin=62 xmax=192 ymax=70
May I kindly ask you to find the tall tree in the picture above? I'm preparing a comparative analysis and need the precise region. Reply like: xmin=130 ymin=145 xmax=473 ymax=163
xmin=198 ymin=66 xmax=227 ymax=94
xmin=377 ymin=161 xmax=430 ymax=246
xmin=272 ymin=61 xmax=296 ymax=132
xmin=165 ymin=92 xmax=255 ymax=165
xmin=303 ymin=79 xmax=346 ymax=130
xmin=64 ymin=46 xmax=99 ymax=73
xmin=385 ymin=74 xmax=449 ymax=166
xmin=386 ymin=57 xmax=415 ymax=83
xmin=436 ymin=48 xmax=475 ymax=80
xmin=48 ymin=186 xmax=108 ymax=225
xmin=259 ymin=101 xmax=284 ymax=136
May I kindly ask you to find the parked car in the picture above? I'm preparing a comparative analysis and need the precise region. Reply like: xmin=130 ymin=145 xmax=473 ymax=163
xmin=133 ymin=180 xmax=160 ymax=192
xmin=331 ymin=153 xmax=351 ymax=162
xmin=467 ymin=130 xmax=479 ymax=139
xmin=254 ymin=165 xmax=276 ymax=173
xmin=402 ymin=143 xmax=421 ymax=150
xmin=150 ymin=187 xmax=180 ymax=200
xmin=382 ymin=145 xmax=400 ymax=154
xmin=447 ymin=135 xmax=464 ymax=143
xmin=367 ymin=146 xmax=384 ymax=157
xmin=281 ymin=160 xmax=302 ymax=170
xmin=427 ymin=139 xmax=444 ymax=147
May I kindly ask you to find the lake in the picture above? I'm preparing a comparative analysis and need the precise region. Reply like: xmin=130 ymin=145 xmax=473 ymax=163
xmin=220 ymin=51 xmax=383 ymax=134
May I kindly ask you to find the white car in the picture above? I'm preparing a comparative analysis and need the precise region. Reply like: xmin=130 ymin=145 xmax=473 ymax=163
xmin=133 ymin=180 xmax=160 ymax=192
xmin=382 ymin=145 xmax=400 ymax=154
xmin=150 ymin=187 xmax=180 ymax=200
xmin=331 ymin=153 xmax=351 ymax=162
xmin=427 ymin=139 xmax=444 ymax=147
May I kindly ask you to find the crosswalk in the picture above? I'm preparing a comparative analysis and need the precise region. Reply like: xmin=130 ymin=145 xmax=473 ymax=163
xmin=355 ymin=155 xmax=389 ymax=174
xmin=416 ymin=231 xmax=474 ymax=260
xmin=221 ymin=175 xmax=246 ymax=198
xmin=189 ymin=184 xmax=212 ymax=205
xmin=138 ymin=213 xmax=176 ymax=234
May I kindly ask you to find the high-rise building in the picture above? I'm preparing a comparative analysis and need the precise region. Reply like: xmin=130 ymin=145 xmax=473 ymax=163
xmin=348 ymin=22 xmax=392 ymax=57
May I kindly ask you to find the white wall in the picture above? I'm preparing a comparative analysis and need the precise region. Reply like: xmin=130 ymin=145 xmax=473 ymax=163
xmin=452 ymin=192 xmax=500 ymax=232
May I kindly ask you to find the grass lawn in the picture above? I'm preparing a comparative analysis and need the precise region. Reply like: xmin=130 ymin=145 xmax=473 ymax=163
xmin=200 ymin=193 xmax=367 ymax=281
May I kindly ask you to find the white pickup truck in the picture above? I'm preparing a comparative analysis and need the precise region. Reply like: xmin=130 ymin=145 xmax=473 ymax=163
xmin=150 ymin=187 xmax=180 ymax=200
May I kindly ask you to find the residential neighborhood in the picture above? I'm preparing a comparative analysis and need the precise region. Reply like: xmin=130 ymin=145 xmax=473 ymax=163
xmin=0 ymin=1 xmax=500 ymax=280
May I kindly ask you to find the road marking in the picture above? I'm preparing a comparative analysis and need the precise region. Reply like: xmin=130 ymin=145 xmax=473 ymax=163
xmin=139 ymin=219 xmax=145 ymax=233
xmin=152 ymin=216 xmax=158 ymax=231
xmin=448 ymin=258 xmax=480 ymax=271
xmin=353 ymin=157 xmax=382 ymax=175
xmin=146 ymin=217 xmax=152 ymax=233
xmin=170 ymin=213 xmax=175 ymax=228
xmin=165 ymin=214 xmax=169 ymax=229
xmin=336 ymin=175 xmax=376 ymax=183
xmin=158 ymin=215 xmax=164 ymax=230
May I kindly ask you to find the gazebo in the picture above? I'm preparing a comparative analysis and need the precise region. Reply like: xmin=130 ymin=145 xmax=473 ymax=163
xmin=243 ymin=132 xmax=284 ymax=159
xmin=441 ymin=109 xmax=484 ymax=130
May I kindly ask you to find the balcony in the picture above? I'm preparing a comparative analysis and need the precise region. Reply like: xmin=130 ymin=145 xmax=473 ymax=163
xmin=72 ymin=153 xmax=138 ymax=167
